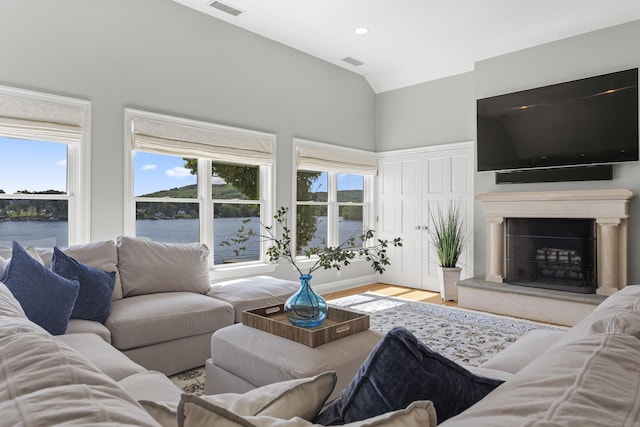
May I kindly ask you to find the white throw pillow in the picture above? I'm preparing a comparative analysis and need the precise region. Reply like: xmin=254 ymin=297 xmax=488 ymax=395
xmin=0 ymin=282 xmax=26 ymax=317
xmin=178 ymin=397 xmax=436 ymax=427
xmin=140 ymin=372 xmax=337 ymax=427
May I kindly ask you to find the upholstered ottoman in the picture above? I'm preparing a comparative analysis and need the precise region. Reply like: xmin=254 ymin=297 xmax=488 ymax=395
xmin=205 ymin=323 xmax=383 ymax=402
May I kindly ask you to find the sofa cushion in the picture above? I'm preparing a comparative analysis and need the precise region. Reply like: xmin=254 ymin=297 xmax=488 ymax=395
xmin=52 ymin=247 xmax=116 ymax=323
xmin=119 ymin=370 xmax=183 ymax=404
xmin=593 ymin=284 xmax=640 ymax=312
xmin=442 ymin=332 xmax=640 ymax=426
xmin=57 ymin=333 xmax=147 ymax=381
xmin=66 ymin=318 xmax=112 ymax=343
xmin=107 ymin=292 xmax=234 ymax=350
xmin=0 ymin=316 xmax=159 ymax=426
xmin=117 ymin=236 xmax=210 ymax=297
xmin=61 ymin=240 xmax=123 ymax=301
xmin=550 ymin=285 xmax=640 ymax=350
xmin=207 ymin=276 xmax=300 ymax=323
xmin=315 ymin=327 xmax=503 ymax=426
xmin=1 ymin=241 xmax=79 ymax=335
xmin=480 ymin=329 xmax=566 ymax=374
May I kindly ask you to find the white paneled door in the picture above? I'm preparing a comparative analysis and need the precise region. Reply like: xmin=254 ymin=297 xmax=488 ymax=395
xmin=377 ymin=142 xmax=474 ymax=291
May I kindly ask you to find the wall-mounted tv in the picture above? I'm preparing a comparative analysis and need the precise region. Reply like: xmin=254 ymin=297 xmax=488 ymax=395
xmin=477 ymin=68 xmax=639 ymax=172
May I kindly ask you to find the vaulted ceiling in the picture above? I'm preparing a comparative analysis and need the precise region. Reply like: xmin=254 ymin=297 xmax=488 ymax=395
xmin=174 ymin=1 xmax=640 ymax=93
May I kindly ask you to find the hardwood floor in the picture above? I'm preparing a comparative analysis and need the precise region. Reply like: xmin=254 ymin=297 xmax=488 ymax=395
xmin=323 ymin=283 xmax=459 ymax=307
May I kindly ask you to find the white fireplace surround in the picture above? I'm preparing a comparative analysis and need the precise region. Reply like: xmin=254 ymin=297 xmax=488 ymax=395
xmin=477 ymin=189 xmax=635 ymax=296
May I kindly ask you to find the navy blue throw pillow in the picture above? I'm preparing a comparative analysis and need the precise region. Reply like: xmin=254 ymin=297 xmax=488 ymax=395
xmin=51 ymin=247 xmax=115 ymax=323
xmin=1 ymin=241 xmax=79 ymax=335
xmin=315 ymin=327 xmax=504 ymax=425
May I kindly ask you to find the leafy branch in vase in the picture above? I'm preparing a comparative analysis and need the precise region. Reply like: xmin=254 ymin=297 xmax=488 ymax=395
xmin=223 ymin=206 xmax=402 ymax=276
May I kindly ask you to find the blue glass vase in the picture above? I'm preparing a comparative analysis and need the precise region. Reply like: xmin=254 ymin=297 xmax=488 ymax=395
xmin=284 ymin=274 xmax=328 ymax=328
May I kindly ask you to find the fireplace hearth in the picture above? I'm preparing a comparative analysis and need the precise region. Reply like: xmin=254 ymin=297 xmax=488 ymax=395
xmin=506 ymin=218 xmax=596 ymax=294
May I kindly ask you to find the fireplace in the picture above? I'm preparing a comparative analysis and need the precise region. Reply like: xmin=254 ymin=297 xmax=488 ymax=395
xmin=477 ymin=189 xmax=634 ymax=296
xmin=505 ymin=218 xmax=596 ymax=294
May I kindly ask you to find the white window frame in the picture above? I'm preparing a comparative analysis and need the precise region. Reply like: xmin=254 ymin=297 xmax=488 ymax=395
xmin=0 ymin=85 xmax=91 ymax=246
xmin=124 ymin=109 xmax=276 ymax=279
xmin=293 ymin=139 xmax=375 ymax=264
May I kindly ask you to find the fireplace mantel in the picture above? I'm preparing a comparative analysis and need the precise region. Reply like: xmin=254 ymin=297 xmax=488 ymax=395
xmin=477 ymin=189 xmax=635 ymax=295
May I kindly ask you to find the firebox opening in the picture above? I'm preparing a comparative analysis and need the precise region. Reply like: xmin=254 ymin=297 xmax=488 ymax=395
xmin=506 ymin=218 xmax=597 ymax=294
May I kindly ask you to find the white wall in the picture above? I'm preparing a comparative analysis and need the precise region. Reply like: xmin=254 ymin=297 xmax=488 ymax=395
xmin=375 ymin=19 xmax=640 ymax=284
xmin=0 ymin=0 xmax=376 ymax=284
xmin=375 ymin=72 xmax=475 ymax=151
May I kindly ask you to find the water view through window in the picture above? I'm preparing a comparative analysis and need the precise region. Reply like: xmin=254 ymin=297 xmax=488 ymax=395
xmin=0 ymin=137 xmax=69 ymax=247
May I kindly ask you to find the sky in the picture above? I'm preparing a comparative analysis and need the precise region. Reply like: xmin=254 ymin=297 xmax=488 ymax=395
xmin=0 ymin=137 xmax=67 ymax=194
xmin=0 ymin=137 xmax=364 ymax=196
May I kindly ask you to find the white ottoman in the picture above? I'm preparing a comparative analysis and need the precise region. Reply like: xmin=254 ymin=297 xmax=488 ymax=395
xmin=205 ymin=323 xmax=382 ymax=402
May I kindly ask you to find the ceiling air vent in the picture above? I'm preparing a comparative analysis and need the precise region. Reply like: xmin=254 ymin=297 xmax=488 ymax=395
xmin=210 ymin=1 xmax=243 ymax=17
xmin=341 ymin=57 xmax=364 ymax=67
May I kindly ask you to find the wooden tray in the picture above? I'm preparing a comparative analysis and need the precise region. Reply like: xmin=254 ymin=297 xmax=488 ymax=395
xmin=242 ymin=305 xmax=370 ymax=347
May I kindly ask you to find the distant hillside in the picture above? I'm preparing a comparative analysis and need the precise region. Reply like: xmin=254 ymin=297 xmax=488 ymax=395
xmin=142 ymin=186 xmax=363 ymax=202
xmin=136 ymin=185 xmax=363 ymax=220
xmin=141 ymin=184 xmax=247 ymax=199
xmin=137 ymin=184 xmax=257 ymax=220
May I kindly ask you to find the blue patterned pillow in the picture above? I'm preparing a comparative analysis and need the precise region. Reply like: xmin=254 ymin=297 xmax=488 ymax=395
xmin=1 ymin=241 xmax=79 ymax=335
xmin=51 ymin=247 xmax=115 ymax=323
xmin=315 ymin=327 xmax=504 ymax=425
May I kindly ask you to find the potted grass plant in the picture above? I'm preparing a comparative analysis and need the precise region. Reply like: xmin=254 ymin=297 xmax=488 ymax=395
xmin=430 ymin=202 xmax=468 ymax=301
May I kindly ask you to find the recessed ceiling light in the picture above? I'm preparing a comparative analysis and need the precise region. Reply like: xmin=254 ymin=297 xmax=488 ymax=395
xmin=354 ymin=27 xmax=369 ymax=35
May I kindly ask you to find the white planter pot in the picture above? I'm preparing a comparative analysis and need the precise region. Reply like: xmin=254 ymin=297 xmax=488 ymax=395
xmin=438 ymin=267 xmax=461 ymax=301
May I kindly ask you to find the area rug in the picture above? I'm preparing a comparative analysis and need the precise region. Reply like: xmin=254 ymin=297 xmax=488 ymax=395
xmin=329 ymin=292 xmax=566 ymax=366
xmin=169 ymin=292 xmax=566 ymax=395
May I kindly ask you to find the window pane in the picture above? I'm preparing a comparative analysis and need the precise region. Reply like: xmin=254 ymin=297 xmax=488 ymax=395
xmin=0 ymin=199 xmax=68 ymax=247
xmin=337 ymin=174 xmax=364 ymax=203
xmin=136 ymin=201 xmax=199 ymax=243
xmin=212 ymin=163 xmax=259 ymax=200
xmin=297 ymin=171 xmax=327 ymax=202
xmin=134 ymin=152 xmax=197 ymax=197
xmin=339 ymin=205 xmax=364 ymax=247
xmin=297 ymin=205 xmax=327 ymax=255
xmin=0 ymin=137 xmax=67 ymax=194
xmin=214 ymin=203 xmax=260 ymax=265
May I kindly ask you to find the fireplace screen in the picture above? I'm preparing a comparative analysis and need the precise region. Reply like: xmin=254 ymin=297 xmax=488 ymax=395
xmin=505 ymin=218 xmax=596 ymax=294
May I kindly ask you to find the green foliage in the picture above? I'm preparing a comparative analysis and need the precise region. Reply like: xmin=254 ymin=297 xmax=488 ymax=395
xmin=229 ymin=206 xmax=402 ymax=276
xmin=430 ymin=202 xmax=467 ymax=268
xmin=183 ymin=159 xmax=259 ymax=200
xmin=295 ymin=172 xmax=322 ymax=250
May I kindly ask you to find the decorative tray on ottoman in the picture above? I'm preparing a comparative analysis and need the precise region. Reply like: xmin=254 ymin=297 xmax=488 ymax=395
xmin=242 ymin=305 xmax=370 ymax=348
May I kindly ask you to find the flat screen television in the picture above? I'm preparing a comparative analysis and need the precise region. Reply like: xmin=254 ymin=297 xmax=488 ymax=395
xmin=477 ymin=68 xmax=639 ymax=172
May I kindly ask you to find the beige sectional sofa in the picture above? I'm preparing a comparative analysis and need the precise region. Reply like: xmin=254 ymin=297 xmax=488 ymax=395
xmin=0 ymin=236 xmax=298 ymax=375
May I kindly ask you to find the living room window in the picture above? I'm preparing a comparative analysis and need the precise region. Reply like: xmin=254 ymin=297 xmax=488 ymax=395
xmin=294 ymin=139 xmax=376 ymax=257
xmin=124 ymin=109 xmax=274 ymax=272
xmin=0 ymin=86 xmax=91 ymax=247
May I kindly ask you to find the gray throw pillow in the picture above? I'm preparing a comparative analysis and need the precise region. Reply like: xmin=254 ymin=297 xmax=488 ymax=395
xmin=116 ymin=236 xmax=210 ymax=297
